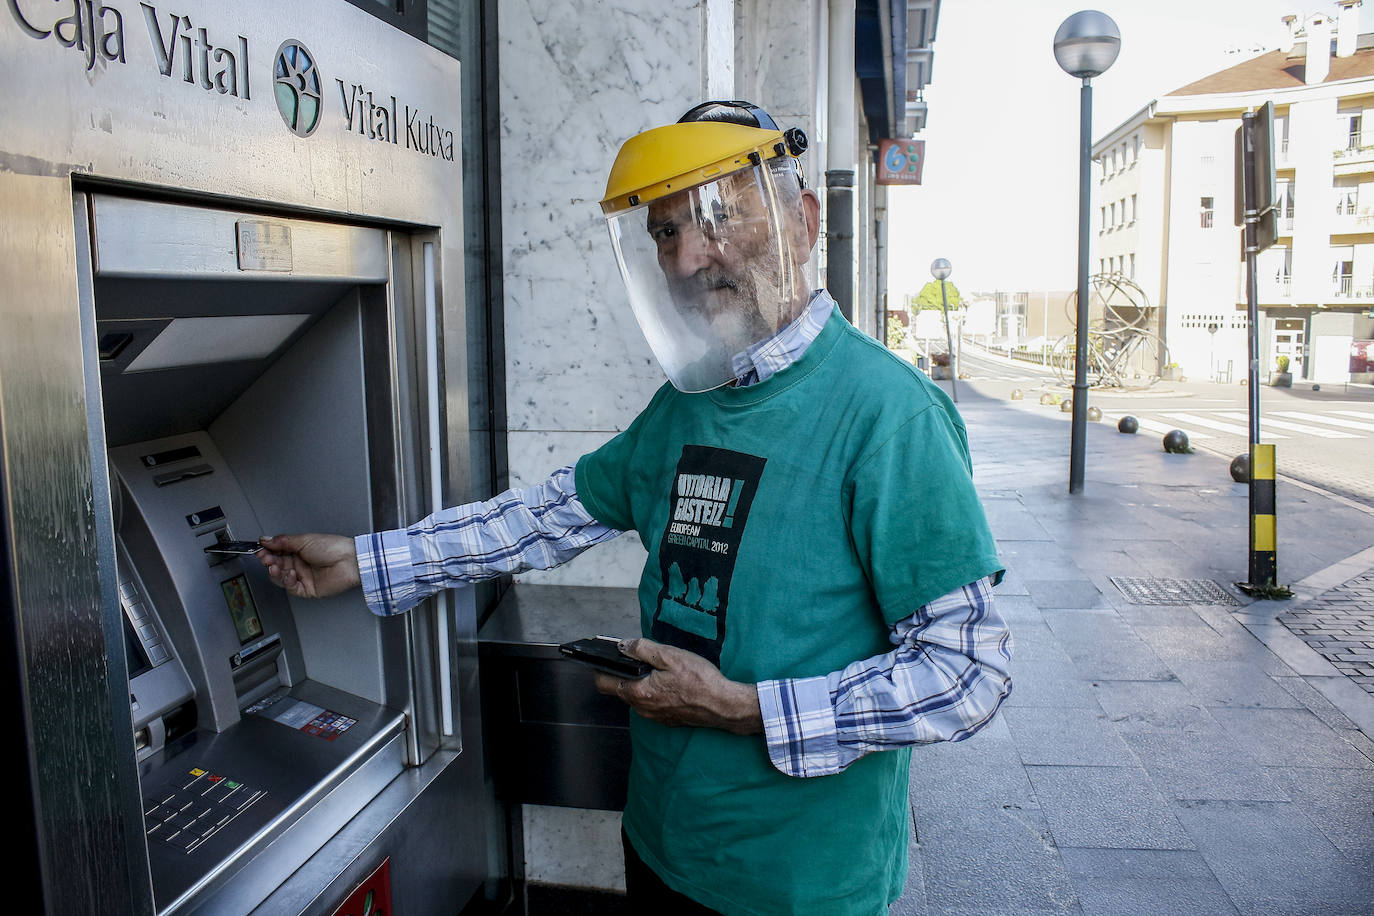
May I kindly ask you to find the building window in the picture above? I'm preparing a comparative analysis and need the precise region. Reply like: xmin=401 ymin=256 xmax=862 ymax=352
xmin=1099 ymin=258 xmax=1105 ymax=274
xmin=1336 ymin=185 xmax=1358 ymax=215
xmin=1200 ymin=196 xmax=1215 ymax=228
xmin=1101 ymin=206 xmax=1107 ymax=231
xmin=1134 ymin=135 xmax=1142 ymax=159
xmin=1130 ymin=194 xmax=1137 ymax=222
xmin=1275 ymin=180 xmax=1296 ymax=231
xmin=1129 ymin=253 xmax=1136 ymax=278
xmin=1110 ymin=202 xmax=1116 ymax=227
xmin=1333 ymin=246 xmax=1355 ymax=297
xmin=1274 ymin=247 xmax=1292 ymax=294
xmin=1348 ymin=114 xmax=1363 ymax=150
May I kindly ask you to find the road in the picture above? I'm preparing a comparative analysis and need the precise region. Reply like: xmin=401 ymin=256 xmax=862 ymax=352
xmin=945 ymin=341 xmax=1374 ymax=509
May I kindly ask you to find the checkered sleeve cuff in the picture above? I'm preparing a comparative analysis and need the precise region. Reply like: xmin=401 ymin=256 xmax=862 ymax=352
xmin=355 ymin=528 xmax=419 ymax=617
xmin=757 ymin=675 xmax=842 ymax=778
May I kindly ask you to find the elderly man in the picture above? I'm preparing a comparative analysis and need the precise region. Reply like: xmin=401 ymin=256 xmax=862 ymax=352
xmin=258 ymin=100 xmax=1011 ymax=915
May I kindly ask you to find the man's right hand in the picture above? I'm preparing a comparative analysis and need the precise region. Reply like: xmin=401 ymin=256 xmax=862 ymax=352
xmin=257 ymin=533 xmax=361 ymax=599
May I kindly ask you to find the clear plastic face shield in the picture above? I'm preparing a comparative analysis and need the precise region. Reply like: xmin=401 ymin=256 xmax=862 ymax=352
xmin=606 ymin=159 xmax=810 ymax=392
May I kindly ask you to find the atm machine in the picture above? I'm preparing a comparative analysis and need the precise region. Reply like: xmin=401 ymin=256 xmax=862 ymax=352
xmin=1 ymin=4 xmax=493 ymax=914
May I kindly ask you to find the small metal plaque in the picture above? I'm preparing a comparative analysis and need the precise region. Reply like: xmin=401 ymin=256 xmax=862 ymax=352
xmin=1110 ymin=576 xmax=1243 ymax=606
xmin=235 ymin=220 xmax=293 ymax=272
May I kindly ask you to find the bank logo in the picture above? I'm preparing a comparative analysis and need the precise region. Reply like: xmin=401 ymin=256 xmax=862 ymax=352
xmin=273 ymin=40 xmax=322 ymax=137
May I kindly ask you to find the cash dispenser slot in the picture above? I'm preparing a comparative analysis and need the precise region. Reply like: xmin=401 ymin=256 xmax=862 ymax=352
xmin=91 ymin=194 xmax=418 ymax=914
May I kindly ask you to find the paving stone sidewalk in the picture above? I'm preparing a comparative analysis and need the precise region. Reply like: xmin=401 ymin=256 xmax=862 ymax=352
xmin=892 ymin=386 xmax=1374 ymax=916
xmin=1279 ymin=571 xmax=1374 ymax=694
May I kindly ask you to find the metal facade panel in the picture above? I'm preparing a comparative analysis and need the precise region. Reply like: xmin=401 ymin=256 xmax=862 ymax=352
xmin=0 ymin=2 xmax=475 ymax=911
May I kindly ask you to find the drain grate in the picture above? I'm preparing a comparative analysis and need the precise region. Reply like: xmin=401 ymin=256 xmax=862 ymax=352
xmin=1110 ymin=576 xmax=1243 ymax=606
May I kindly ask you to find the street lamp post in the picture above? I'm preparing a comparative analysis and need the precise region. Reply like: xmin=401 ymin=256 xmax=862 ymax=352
xmin=930 ymin=258 xmax=958 ymax=403
xmin=1054 ymin=10 xmax=1120 ymax=495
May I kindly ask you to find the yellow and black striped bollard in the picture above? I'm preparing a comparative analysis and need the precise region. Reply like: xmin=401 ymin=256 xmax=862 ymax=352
xmin=1248 ymin=443 xmax=1276 ymax=587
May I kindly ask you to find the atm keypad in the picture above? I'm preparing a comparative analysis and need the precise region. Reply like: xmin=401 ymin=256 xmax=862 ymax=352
xmin=143 ymin=767 xmax=265 ymax=854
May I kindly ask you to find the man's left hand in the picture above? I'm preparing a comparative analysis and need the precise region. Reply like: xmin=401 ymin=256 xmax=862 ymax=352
xmin=594 ymin=639 xmax=762 ymax=735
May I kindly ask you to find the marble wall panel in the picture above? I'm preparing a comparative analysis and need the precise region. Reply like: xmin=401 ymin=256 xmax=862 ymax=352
xmin=734 ymin=0 xmax=822 ymax=183
xmin=733 ymin=0 xmax=824 ymax=292
xmin=522 ymin=804 xmax=626 ymax=890
xmin=505 ymin=428 xmax=648 ymax=588
xmin=500 ymin=0 xmax=716 ymax=445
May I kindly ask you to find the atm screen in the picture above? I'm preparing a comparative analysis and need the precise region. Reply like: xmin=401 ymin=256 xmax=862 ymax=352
xmin=221 ymin=574 xmax=265 ymax=644
xmin=124 ymin=613 xmax=153 ymax=679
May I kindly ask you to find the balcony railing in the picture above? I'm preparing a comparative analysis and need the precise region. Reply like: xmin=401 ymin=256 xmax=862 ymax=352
xmin=1334 ymin=141 xmax=1374 ymax=168
xmin=1330 ymin=275 xmax=1374 ymax=298
xmin=1253 ymin=272 xmax=1291 ymax=301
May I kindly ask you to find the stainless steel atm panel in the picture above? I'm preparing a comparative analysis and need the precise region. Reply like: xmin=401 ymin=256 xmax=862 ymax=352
xmin=0 ymin=4 xmax=486 ymax=907
xmin=84 ymin=192 xmax=460 ymax=913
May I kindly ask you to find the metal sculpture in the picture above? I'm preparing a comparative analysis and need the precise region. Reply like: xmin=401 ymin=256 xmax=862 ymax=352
xmin=1049 ymin=272 xmax=1171 ymax=389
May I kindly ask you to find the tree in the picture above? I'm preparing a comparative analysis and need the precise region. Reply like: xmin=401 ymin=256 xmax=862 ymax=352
xmin=912 ymin=280 xmax=963 ymax=312
xmin=885 ymin=317 xmax=908 ymax=350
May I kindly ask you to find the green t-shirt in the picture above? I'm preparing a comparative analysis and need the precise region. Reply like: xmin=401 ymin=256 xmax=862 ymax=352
xmin=575 ymin=307 xmax=1002 ymax=915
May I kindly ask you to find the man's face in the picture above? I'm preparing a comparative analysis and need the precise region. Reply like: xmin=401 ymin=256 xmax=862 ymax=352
xmin=646 ymin=170 xmax=794 ymax=345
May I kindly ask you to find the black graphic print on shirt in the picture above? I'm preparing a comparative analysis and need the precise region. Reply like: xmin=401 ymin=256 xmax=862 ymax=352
xmin=651 ymin=445 xmax=766 ymax=666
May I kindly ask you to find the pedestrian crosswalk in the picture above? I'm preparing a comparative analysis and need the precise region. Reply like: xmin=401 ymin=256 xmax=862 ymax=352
xmin=1273 ymin=411 xmax=1374 ymax=433
xmin=1085 ymin=406 xmax=1374 ymax=444
xmin=1217 ymin=412 xmax=1357 ymax=438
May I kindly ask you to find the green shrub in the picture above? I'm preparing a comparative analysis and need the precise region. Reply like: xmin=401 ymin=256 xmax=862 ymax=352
xmin=885 ymin=321 xmax=906 ymax=350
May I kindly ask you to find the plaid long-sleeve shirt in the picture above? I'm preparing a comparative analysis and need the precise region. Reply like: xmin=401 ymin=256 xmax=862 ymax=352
xmin=355 ymin=294 xmax=1012 ymax=776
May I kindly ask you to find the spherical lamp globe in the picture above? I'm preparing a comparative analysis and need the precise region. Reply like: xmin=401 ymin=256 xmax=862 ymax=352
xmin=1053 ymin=11 xmax=1121 ymax=79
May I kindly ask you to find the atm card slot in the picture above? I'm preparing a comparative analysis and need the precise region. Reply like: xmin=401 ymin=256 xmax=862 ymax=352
xmin=186 ymin=506 xmax=226 ymax=529
xmin=141 ymin=445 xmax=202 ymax=468
xmin=231 ymin=633 xmax=282 ymax=670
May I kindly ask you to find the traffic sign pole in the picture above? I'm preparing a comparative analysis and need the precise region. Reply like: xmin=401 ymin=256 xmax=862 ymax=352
xmin=1238 ymin=103 xmax=1279 ymax=592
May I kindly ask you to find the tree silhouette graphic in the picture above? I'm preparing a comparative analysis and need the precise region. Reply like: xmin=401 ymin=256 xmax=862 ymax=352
xmin=668 ymin=562 xmax=687 ymax=599
xmin=700 ymin=577 xmax=720 ymax=613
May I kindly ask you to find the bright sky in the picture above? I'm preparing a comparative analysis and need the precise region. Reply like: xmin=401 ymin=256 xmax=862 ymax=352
xmin=887 ymin=0 xmax=1374 ymax=298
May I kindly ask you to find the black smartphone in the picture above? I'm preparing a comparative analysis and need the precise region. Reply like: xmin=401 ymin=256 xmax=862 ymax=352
xmin=204 ymin=540 xmax=265 ymax=556
xmin=559 ymin=635 xmax=653 ymax=679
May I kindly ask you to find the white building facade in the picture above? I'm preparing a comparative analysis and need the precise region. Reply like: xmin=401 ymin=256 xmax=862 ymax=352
xmin=1093 ymin=2 xmax=1374 ymax=385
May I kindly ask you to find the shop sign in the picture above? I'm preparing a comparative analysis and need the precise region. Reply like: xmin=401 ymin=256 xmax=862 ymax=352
xmin=877 ymin=139 xmax=924 ymax=185
xmin=5 ymin=0 xmax=455 ymax=162
xmin=1352 ymin=340 xmax=1373 ymax=374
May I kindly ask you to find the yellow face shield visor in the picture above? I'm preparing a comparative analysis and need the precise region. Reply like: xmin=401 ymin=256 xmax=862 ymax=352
xmin=602 ymin=123 xmax=810 ymax=392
